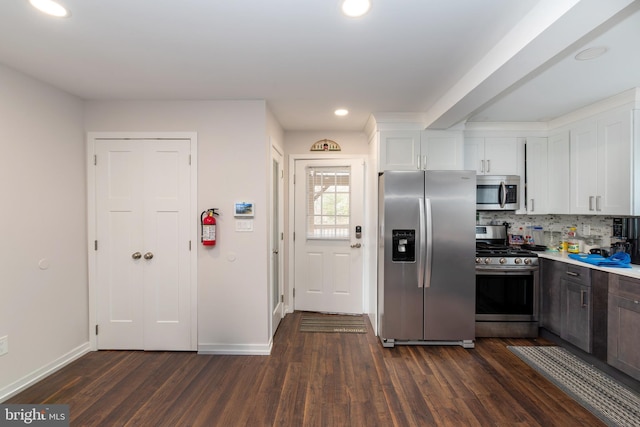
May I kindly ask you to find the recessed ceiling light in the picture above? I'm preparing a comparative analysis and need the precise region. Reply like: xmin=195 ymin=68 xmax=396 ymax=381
xmin=341 ymin=0 xmax=371 ymax=18
xmin=334 ymin=109 xmax=349 ymax=116
xmin=29 ymin=0 xmax=70 ymax=18
xmin=574 ymin=46 xmax=607 ymax=61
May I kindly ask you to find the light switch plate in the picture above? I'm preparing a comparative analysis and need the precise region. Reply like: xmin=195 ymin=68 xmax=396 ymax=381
xmin=235 ymin=219 xmax=254 ymax=232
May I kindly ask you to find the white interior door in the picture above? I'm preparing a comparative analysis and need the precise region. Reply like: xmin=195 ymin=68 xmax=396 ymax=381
xmin=270 ymin=144 xmax=285 ymax=334
xmin=95 ymin=139 xmax=192 ymax=350
xmin=294 ymin=158 xmax=364 ymax=314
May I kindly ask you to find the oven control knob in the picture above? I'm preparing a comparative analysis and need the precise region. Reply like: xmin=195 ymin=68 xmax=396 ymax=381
xmin=475 ymin=257 xmax=481 ymax=264
xmin=484 ymin=258 xmax=491 ymax=264
xmin=514 ymin=258 xmax=522 ymax=264
xmin=524 ymin=258 xmax=532 ymax=265
xmin=499 ymin=258 xmax=506 ymax=264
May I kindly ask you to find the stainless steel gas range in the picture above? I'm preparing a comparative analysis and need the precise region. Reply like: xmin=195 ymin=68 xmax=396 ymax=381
xmin=475 ymin=225 xmax=540 ymax=338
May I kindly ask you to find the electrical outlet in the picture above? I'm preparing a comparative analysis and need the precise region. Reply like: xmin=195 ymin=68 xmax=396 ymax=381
xmin=0 ymin=335 xmax=8 ymax=356
xmin=582 ymin=224 xmax=591 ymax=236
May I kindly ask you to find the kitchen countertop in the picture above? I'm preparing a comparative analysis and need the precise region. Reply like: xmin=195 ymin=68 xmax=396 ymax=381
xmin=538 ymin=251 xmax=640 ymax=280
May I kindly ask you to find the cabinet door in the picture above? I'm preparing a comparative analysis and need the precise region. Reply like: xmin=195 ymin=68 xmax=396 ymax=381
xmin=561 ymin=280 xmax=592 ymax=353
xmin=570 ymin=110 xmax=632 ymax=215
xmin=379 ymin=130 xmax=420 ymax=171
xmin=464 ymin=137 xmax=484 ymax=173
xmin=483 ymin=137 xmax=520 ymax=175
xmin=540 ymin=259 xmax=563 ymax=335
xmin=547 ymin=131 xmax=570 ymax=214
xmin=596 ymin=110 xmax=631 ymax=215
xmin=525 ymin=137 xmax=548 ymax=214
xmin=421 ymin=131 xmax=463 ymax=170
xmin=570 ymin=121 xmax=598 ymax=214
xmin=464 ymin=137 xmax=522 ymax=175
xmin=608 ymin=274 xmax=640 ymax=380
xmin=608 ymin=293 xmax=640 ymax=380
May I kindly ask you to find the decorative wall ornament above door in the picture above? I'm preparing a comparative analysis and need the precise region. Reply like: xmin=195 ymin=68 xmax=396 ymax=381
xmin=310 ymin=139 xmax=341 ymax=152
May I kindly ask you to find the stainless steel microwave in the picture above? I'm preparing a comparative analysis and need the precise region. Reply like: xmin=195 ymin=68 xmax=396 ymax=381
xmin=476 ymin=175 xmax=520 ymax=210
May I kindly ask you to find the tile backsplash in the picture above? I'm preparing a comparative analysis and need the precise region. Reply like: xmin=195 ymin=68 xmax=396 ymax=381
xmin=477 ymin=213 xmax=628 ymax=249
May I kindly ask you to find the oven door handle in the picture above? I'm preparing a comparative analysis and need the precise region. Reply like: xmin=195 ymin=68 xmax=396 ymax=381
xmin=475 ymin=267 xmax=538 ymax=274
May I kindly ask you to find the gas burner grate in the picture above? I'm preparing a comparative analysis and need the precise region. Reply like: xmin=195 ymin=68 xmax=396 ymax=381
xmin=475 ymin=245 xmax=538 ymax=258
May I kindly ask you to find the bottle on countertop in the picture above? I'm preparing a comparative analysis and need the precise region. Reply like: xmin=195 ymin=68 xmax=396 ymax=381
xmin=560 ymin=228 xmax=569 ymax=252
xmin=567 ymin=227 xmax=580 ymax=253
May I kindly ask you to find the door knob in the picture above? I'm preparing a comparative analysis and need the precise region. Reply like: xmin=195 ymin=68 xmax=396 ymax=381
xmin=350 ymin=243 xmax=361 ymax=248
xmin=144 ymin=252 xmax=154 ymax=260
xmin=131 ymin=252 xmax=142 ymax=260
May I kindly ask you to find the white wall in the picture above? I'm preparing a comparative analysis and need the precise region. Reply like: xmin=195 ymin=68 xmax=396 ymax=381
xmin=366 ymin=131 xmax=379 ymax=331
xmin=0 ymin=64 xmax=88 ymax=400
xmin=84 ymin=100 xmax=274 ymax=354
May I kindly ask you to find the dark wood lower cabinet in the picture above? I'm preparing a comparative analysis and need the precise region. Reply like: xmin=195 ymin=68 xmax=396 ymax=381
xmin=591 ymin=270 xmax=609 ymax=361
xmin=541 ymin=259 xmax=608 ymax=360
xmin=561 ymin=277 xmax=592 ymax=352
xmin=540 ymin=258 xmax=563 ymax=335
xmin=608 ymin=274 xmax=640 ymax=381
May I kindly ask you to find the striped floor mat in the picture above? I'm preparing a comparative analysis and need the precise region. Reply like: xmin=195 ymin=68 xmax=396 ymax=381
xmin=299 ymin=313 xmax=366 ymax=333
xmin=509 ymin=346 xmax=640 ymax=427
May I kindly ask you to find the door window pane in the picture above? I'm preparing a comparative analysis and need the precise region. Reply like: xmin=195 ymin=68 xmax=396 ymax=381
xmin=306 ymin=166 xmax=350 ymax=239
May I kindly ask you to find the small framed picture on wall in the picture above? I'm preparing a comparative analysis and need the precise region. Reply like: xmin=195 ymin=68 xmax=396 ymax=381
xmin=234 ymin=201 xmax=254 ymax=217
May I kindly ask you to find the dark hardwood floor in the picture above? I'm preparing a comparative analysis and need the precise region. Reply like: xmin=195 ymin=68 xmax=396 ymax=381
xmin=7 ymin=312 xmax=605 ymax=426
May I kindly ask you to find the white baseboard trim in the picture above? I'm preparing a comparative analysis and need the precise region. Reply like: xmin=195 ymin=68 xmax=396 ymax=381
xmin=0 ymin=342 xmax=91 ymax=403
xmin=197 ymin=341 xmax=272 ymax=356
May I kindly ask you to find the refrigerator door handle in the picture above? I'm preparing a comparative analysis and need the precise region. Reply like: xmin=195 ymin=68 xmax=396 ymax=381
xmin=418 ymin=197 xmax=426 ymax=288
xmin=424 ymin=198 xmax=433 ymax=288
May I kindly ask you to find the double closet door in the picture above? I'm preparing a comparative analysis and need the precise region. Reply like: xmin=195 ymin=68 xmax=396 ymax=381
xmin=94 ymin=138 xmax=193 ymax=350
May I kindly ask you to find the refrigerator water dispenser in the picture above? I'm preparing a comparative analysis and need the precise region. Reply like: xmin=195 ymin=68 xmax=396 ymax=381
xmin=392 ymin=230 xmax=415 ymax=262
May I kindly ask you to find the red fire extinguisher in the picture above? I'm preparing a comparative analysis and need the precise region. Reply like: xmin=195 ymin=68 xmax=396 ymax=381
xmin=201 ymin=209 xmax=219 ymax=246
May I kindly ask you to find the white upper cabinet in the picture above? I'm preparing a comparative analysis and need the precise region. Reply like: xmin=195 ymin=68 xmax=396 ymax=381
xmin=464 ymin=137 xmax=522 ymax=175
xmin=379 ymin=130 xmax=420 ymax=170
xmin=546 ymin=131 xmax=570 ymax=214
xmin=420 ymin=130 xmax=464 ymax=170
xmin=524 ymin=137 xmax=548 ymax=214
xmin=570 ymin=108 xmax=632 ymax=215
xmin=378 ymin=130 xmax=463 ymax=171
xmin=570 ymin=120 xmax=599 ymax=213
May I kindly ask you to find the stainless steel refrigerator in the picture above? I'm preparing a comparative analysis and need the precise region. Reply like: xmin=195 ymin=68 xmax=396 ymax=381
xmin=378 ymin=170 xmax=476 ymax=348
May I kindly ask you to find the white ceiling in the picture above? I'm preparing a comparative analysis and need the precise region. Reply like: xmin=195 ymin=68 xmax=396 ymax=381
xmin=1 ymin=0 xmax=638 ymax=131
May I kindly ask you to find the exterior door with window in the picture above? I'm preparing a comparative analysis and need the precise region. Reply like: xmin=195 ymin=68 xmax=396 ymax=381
xmin=293 ymin=158 xmax=364 ymax=314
